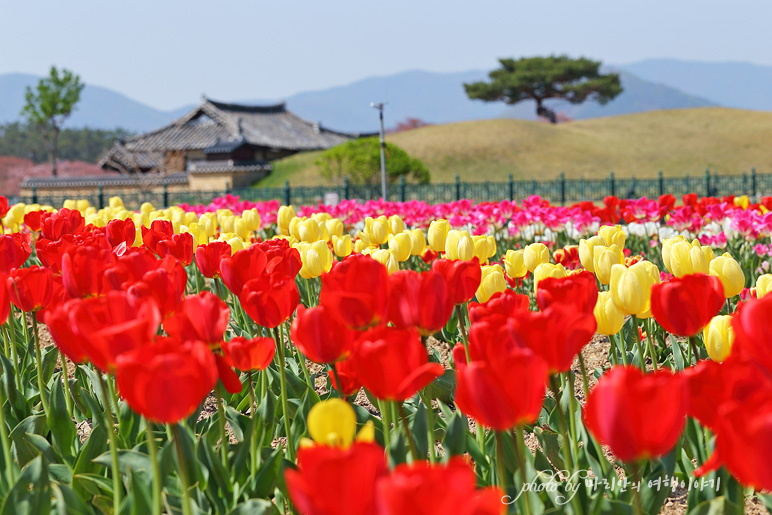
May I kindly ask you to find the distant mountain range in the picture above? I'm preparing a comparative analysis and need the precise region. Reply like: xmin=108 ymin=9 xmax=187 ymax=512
xmin=1 ymin=59 xmax=770 ymax=134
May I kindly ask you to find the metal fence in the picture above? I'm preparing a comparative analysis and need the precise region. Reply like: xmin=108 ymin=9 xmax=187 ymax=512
xmin=13 ymin=168 xmax=770 ymax=210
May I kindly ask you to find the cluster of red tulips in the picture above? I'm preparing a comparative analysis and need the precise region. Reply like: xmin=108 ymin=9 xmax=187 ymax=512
xmin=1 ymin=193 xmax=772 ymax=515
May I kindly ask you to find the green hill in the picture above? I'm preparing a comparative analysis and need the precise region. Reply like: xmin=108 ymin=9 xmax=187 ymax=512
xmin=256 ymin=108 xmax=772 ymax=187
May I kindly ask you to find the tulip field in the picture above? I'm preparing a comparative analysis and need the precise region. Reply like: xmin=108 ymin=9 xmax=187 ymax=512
xmin=1 ymin=191 xmax=772 ymax=514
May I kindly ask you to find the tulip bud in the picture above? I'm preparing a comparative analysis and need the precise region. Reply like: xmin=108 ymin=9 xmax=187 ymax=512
xmin=476 ymin=264 xmax=507 ymax=303
xmin=668 ymin=240 xmax=708 ymax=277
xmin=533 ymin=262 xmax=566 ymax=291
xmin=609 ymin=262 xmax=654 ymax=315
xmin=445 ymin=230 xmax=475 ymax=261
xmin=599 ymin=225 xmax=626 ymax=248
xmin=427 ymin=219 xmax=450 ymax=252
xmin=278 ymin=205 xmax=296 ymax=235
xmin=661 ymin=236 xmax=686 ymax=274
xmin=220 ymin=215 xmax=235 ymax=234
xmin=709 ymin=254 xmax=745 ymax=298
xmin=594 ymin=291 xmax=625 ymax=335
xmin=243 ymin=209 xmax=261 ymax=231
xmin=325 ymin=218 xmax=344 ymax=239
xmin=109 ymin=196 xmax=124 ymax=209
xmin=185 ymin=211 xmax=199 ymax=227
xmin=298 ymin=240 xmax=334 ymax=279
xmin=504 ymin=249 xmax=528 ymax=279
xmin=703 ymin=315 xmax=734 ymax=362
xmin=369 ymin=248 xmax=399 ymax=275
xmin=408 ymin=229 xmax=426 ymax=256
xmin=523 ymin=243 xmax=549 ymax=273
xmin=592 ymin=244 xmax=624 ymax=285
xmin=388 ymin=215 xmax=405 ymax=235
xmin=332 ymin=235 xmax=352 ymax=257
xmin=234 ymin=217 xmax=249 ymax=241
xmin=755 ymin=274 xmax=772 ymax=298
xmin=579 ymin=236 xmax=604 ymax=272
xmin=365 ymin=216 xmax=390 ymax=246
xmin=388 ymin=232 xmax=412 ymax=262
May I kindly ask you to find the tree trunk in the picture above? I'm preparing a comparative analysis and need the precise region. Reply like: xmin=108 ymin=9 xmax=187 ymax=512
xmin=534 ymin=98 xmax=558 ymax=124
xmin=49 ymin=126 xmax=59 ymax=176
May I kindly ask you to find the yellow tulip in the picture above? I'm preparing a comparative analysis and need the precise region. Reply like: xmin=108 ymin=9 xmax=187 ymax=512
xmin=668 ymin=240 xmax=708 ymax=277
xmin=226 ymin=236 xmax=245 ymax=254
xmin=594 ymin=291 xmax=625 ymax=336
xmin=354 ymin=237 xmax=371 ymax=254
xmin=293 ymin=218 xmax=322 ymax=243
xmin=332 ymin=235 xmax=352 ymax=257
xmin=523 ymin=242 xmax=550 ymax=273
xmin=243 ymin=209 xmax=261 ymax=231
xmin=476 ymin=264 xmax=507 ymax=303
xmin=298 ymin=240 xmax=333 ymax=279
xmin=388 ymin=214 xmax=405 ymax=235
xmin=445 ymin=230 xmax=475 ymax=261
xmin=754 ymin=274 xmax=772 ymax=298
xmin=305 ymin=399 xmax=374 ymax=449
xmin=325 ymin=218 xmax=344 ymax=239
xmin=703 ymin=315 xmax=735 ymax=362
xmin=734 ymin=195 xmax=750 ymax=210
xmin=233 ymin=218 xmax=249 ymax=241
xmin=661 ymin=236 xmax=686 ymax=274
xmin=109 ymin=196 xmax=124 ymax=209
xmin=578 ymin=235 xmax=604 ymax=272
xmin=220 ymin=215 xmax=235 ymax=234
xmin=533 ymin=262 xmax=567 ymax=291
xmin=427 ymin=219 xmax=450 ymax=252
xmin=709 ymin=254 xmax=745 ymax=298
xmin=388 ymin=233 xmax=412 ymax=262
xmin=185 ymin=211 xmax=199 ymax=226
xmin=609 ymin=262 xmax=653 ymax=315
xmin=5 ymin=204 xmax=25 ymax=226
xmin=593 ymin=244 xmax=624 ymax=285
xmin=277 ymin=205 xmax=296 ymax=235
xmin=408 ymin=229 xmax=426 ymax=256
xmin=140 ymin=202 xmax=155 ymax=215
xmin=365 ymin=216 xmax=390 ymax=245
xmin=369 ymin=248 xmax=399 ymax=274
xmin=504 ymin=249 xmax=528 ymax=279
xmin=598 ymin=225 xmax=626 ymax=248
xmin=133 ymin=228 xmax=143 ymax=247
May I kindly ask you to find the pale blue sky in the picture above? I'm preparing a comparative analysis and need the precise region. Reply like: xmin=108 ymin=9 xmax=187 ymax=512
xmin=1 ymin=0 xmax=770 ymax=110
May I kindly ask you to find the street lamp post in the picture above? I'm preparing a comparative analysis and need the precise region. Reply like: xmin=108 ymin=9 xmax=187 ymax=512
xmin=370 ymin=102 xmax=387 ymax=199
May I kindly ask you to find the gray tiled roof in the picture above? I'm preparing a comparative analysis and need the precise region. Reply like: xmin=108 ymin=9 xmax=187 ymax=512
xmin=22 ymin=172 xmax=189 ymax=189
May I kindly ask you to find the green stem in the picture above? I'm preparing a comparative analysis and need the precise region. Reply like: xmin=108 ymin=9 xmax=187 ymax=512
xmin=548 ymin=375 xmax=574 ymax=472
xmin=59 ymin=351 xmax=73 ymax=417
xmin=7 ymin=318 xmax=21 ymax=389
xmin=397 ymin=402 xmax=419 ymax=462
xmin=172 ymin=424 xmax=193 ymax=515
xmin=0 ymin=373 xmax=16 ymax=484
xmin=145 ymin=421 xmax=161 ymax=515
xmin=379 ymin=400 xmax=392 ymax=460
xmin=631 ymin=462 xmax=644 ymax=515
xmin=419 ymin=390 xmax=436 ymax=463
xmin=644 ymin=318 xmax=658 ymax=372
xmin=495 ymin=431 xmax=509 ymax=489
xmin=515 ymin=427 xmax=533 ymax=515
xmin=566 ymin=372 xmax=580 ymax=462
xmin=30 ymin=315 xmax=50 ymax=416
xmin=1 ymin=323 xmax=8 ymax=358
xmin=455 ymin=304 xmax=471 ymax=361
xmin=272 ymin=327 xmax=295 ymax=462
xmin=615 ymin=331 xmax=628 ymax=366
xmin=689 ymin=336 xmax=700 ymax=365
xmin=98 ymin=374 xmax=122 ymax=515
xmin=248 ymin=371 xmax=258 ymax=477
xmin=215 ymin=385 xmax=228 ymax=467
xmin=283 ymin=323 xmax=312 ymax=389
xmin=330 ymin=363 xmax=345 ymax=398
xmin=577 ymin=353 xmax=590 ymax=400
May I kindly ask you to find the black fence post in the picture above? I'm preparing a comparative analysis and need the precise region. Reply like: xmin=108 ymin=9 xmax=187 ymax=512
xmin=743 ymin=172 xmax=749 ymax=196
xmin=508 ymin=174 xmax=514 ymax=201
xmin=98 ymin=185 xmax=104 ymax=210
xmin=630 ymin=177 xmax=637 ymax=199
xmin=531 ymin=179 xmax=537 ymax=196
xmin=31 ymin=186 xmax=38 ymax=204
xmin=284 ymin=180 xmax=291 ymax=206
xmin=609 ymin=171 xmax=615 ymax=197
xmin=658 ymin=170 xmax=664 ymax=197
xmin=455 ymin=175 xmax=461 ymax=201
xmin=559 ymin=172 xmax=566 ymax=205
xmin=399 ymin=175 xmax=406 ymax=202
xmin=343 ymin=177 xmax=350 ymax=200
xmin=162 ymin=183 xmax=169 ymax=207
xmin=752 ymin=167 xmax=757 ymax=197
xmin=705 ymin=169 xmax=711 ymax=197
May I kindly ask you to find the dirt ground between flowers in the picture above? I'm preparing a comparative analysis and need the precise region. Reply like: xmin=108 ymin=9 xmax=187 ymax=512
xmin=35 ymin=323 xmax=768 ymax=514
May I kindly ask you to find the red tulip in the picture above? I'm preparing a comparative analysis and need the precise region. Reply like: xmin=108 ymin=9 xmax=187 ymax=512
xmin=163 ymin=292 xmax=229 ymax=347
xmin=115 ymin=338 xmax=218 ymax=424
xmin=320 ymin=254 xmax=390 ymax=330
xmin=536 ymin=270 xmax=598 ymax=314
xmin=256 ymin=238 xmax=303 ymax=278
xmin=0 ymin=275 xmax=9 ymax=325
xmin=0 ymin=196 xmax=7 ymax=219
xmin=35 ymin=235 xmax=76 ymax=275
xmin=454 ymin=343 xmax=547 ymax=431
xmin=6 ymin=266 xmax=53 ymax=312
xmin=41 ymin=208 xmax=85 ymax=241
xmin=103 ymin=247 xmax=159 ymax=291
xmin=387 ymin=270 xmax=453 ymax=336
xmin=694 ymin=394 xmax=772 ymax=492
xmin=468 ymin=290 xmax=530 ymax=324
xmin=329 ymin=357 xmax=361 ymax=396
xmin=221 ymin=336 xmax=275 ymax=371
xmin=376 ymin=457 xmax=504 ymax=515
xmin=240 ymin=273 xmax=299 ymax=328
xmin=0 ymin=233 xmax=32 ymax=275
xmin=23 ymin=210 xmax=44 ymax=232
xmin=44 ymin=299 xmax=89 ymax=364
xmin=220 ymin=245 xmax=268 ymax=295
xmin=290 ymin=305 xmax=357 ymax=364
xmin=431 ymin=257 xmax=482 ymax=305
xmin=584 ymin=366 xmax=687 ymax=462
xmin=650 ymin=274 xmax=724 ymax=336
xmin=194 ymin=241 xmax=232 ymax=279
xmin=731 ymin=293 xmax=772 ymax=373
xmin=284 ymin=442 xmax=388 ymax=515
xmin=141 ymin=219 xmax=174 ymax=255
xmin=351 ymin=326 xmax=443 ymax=401
xmin=156 ymin=232 xmax=195 ymax=266
xmin=214 ymin=353 xmax=243 ymax=394
xmin=69 ymin=291 xmax=161 ymax=372
xmin=105 ymin=218 xmax=136 ymax=248
xmin=127 ymin=256 xmax=187 ymax=318
xmin=61 ymin=244 xmax=115 ymax=299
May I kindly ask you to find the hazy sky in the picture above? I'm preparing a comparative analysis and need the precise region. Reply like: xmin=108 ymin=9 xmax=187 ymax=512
xmin=2 ymin=0 xmax=771 ymax=110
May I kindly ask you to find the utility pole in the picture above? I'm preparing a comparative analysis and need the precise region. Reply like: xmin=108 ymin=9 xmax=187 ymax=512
xmin=370 ymin=102 xmax=387 ymax=199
